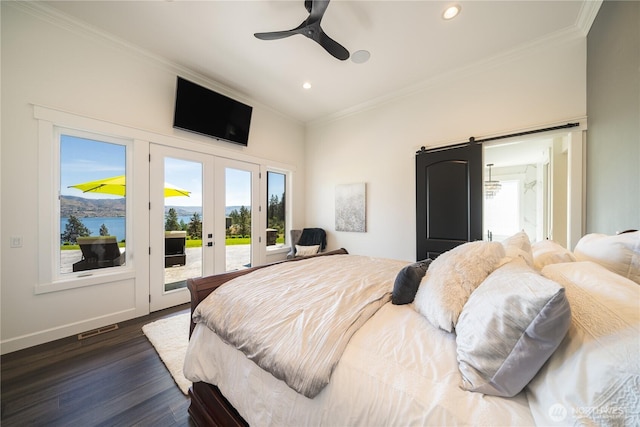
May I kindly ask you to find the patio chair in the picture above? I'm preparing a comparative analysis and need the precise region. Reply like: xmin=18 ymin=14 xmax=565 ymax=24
xmin=73 ymin=236 xmax=125 ymax=272
xmin=287 ymin=228 xmax=327 ymax=259
xmin=165 ymin=231 xmax=187 ymax=267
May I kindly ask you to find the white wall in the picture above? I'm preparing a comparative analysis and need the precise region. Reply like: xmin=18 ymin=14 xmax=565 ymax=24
xmin=1 ymin=4 xmax=305 ymax=353
xmin=306 ymin=34 xmax=587 ymax=262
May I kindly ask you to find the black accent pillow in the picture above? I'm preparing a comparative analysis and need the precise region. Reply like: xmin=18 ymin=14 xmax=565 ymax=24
xmin=392 ymin=259 xmax=432 ymax=305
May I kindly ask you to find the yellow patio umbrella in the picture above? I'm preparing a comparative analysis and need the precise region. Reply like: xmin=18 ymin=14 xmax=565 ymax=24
xmin=69 ymin=175 xmax=190 ymax=197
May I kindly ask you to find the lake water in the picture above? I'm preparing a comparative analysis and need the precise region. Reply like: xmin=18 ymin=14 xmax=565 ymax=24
xmin=61 ymin=216 xmax=192 ymax=242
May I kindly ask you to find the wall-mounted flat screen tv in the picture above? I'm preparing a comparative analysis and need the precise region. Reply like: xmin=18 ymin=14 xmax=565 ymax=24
xmin=173 ymin=76 xmax=252 ymax=146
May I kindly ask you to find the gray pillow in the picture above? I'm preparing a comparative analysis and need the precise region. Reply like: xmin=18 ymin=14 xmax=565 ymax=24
xmin=456 ymin=258 xmax=571 ymax=397
xmin=391 ymin=259 xmax=431 ymax=305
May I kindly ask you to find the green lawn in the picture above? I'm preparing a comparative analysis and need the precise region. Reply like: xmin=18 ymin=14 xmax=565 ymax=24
xmin=61 ymin=237 xmax=260 ymax=250
xmin=61 ymin=235 xmax=285 ymax=250
xmin=222 ymin=237 xmax=251 ymax=246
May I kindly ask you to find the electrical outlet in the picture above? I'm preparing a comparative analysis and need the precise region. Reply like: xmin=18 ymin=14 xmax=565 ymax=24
xmin=10 ymin=236 xmax=22 ymax=248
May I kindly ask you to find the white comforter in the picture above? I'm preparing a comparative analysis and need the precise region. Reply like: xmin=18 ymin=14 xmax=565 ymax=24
xmin=184 ymin=255 xmax=535 ymax=426
xmin=191 ymin=255 xmax=407 ymax=398
xmin=185 ymin=302 xmax=535 ymax=426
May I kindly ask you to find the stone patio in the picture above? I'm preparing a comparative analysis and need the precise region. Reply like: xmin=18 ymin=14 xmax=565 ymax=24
xmin=60 ymin=245 xmax=251 ymax=283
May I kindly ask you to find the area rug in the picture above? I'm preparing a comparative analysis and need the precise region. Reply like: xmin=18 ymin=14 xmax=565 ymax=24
xmin=142 ymin=312 xmax=191 ymax=395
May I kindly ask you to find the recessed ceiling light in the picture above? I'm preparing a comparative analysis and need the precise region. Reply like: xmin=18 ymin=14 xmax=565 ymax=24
xmin=351 ymin=50 xmax=371 ymax=64
xmin=442 ymin=5 xmax=461 ymax=20
xmin=302 ymin=82 xmax=312 ymax=90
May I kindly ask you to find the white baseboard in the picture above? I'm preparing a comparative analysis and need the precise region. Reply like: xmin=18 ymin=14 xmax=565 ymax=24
xmin=0 ymin=307 xmax=147 ymax=355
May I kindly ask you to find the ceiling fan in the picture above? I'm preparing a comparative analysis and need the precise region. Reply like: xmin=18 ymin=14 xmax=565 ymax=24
xmin=254 ymin=0 xmax=350 ymax=61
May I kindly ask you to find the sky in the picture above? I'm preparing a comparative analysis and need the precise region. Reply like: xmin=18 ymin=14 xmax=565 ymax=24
xmin=61 ymin=134 xmax=284 ymax=208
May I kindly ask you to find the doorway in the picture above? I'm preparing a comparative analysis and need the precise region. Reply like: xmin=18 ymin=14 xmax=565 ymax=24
xmin=483 ymin=132 xmax=574 ymax=247
xmin=149 ymin=144 xmax=259 ymax=312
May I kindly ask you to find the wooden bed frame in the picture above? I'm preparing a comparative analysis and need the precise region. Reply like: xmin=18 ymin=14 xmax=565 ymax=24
xmin=186 ymin=248 xmax=349 ymax=426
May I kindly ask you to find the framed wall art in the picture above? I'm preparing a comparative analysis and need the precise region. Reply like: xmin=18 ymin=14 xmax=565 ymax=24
xmin=335 ymin=183 xmax=366 ymax=232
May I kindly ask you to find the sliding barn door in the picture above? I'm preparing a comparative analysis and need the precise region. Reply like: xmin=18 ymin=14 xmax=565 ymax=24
xmin=416 ymin=143 xmax=482 ymax=260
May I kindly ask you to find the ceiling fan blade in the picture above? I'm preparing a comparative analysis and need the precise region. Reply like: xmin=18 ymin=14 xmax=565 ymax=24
xmin=317 ymin=29 xmax=350 ymax=61
xmin=309 ymin=0 xmax=330 ymax=22
xmin=304 ymin=0 xmax=313 ymax=14
xmin=254 ymin=30 xmax=297 ymax=41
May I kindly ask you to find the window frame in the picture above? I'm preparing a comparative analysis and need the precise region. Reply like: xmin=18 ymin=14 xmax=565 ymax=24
xmin=37 ymin=123 xmax=135 ymax=293
xmin=265 ymin=170 xmax=287 ymax=248
xmin=264 ymin=167 xmax=292 ymax=254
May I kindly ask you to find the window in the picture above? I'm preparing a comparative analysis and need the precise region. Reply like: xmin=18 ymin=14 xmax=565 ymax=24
xmin=485 ymin=179 xmax=521 ymax=241
xmin=58 ymin=130 xmax=129 ymax=275
xmin=266 ymin=171 xmax=286 ymax=247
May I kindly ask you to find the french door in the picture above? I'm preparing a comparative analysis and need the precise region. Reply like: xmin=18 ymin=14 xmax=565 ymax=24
xmin=149 ymin=144 xmax=259 ymax=311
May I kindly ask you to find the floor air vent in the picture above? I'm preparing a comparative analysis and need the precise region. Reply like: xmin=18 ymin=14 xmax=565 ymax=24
xmin=78 ymin=324 xmax=119 ymax=340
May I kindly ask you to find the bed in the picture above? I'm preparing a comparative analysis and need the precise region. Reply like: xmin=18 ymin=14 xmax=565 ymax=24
xmin=184 ymin=231 xmax=640 ymax=426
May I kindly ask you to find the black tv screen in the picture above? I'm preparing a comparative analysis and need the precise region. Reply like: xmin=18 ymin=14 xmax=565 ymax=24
xmin=173 ymin=77 xmax=252 ymax=146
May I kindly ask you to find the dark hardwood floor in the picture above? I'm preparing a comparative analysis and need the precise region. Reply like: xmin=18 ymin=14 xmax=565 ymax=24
xmin=1 ymin=304 xmax=195 ymax=426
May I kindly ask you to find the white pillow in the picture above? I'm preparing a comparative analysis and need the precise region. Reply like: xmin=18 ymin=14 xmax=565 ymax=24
xmin=527 ymin=261 xmax=640 ymax=426
xmin=573 ymin=231 xmax=640 ymax=284
xmin=531 ymin=239 xmax=576 ymax=270
xmin=502 ymin=231 xmax=534 ymax=267
xmin=456 ymin=258 xmax=571 ymax=397
xmin=413 ymin=241 xmax=505 ymax=332
xmin=295 ymin=244 xmax=320 ymax=256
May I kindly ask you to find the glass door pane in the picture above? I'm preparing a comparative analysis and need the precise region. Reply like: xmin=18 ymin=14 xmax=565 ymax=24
xmin=163 ymin=157 xmax=203 ymax=291
xmin=224 ymin=167 xmax=252 ymax=271
xmin=150 ymin=144 xmax=213 ymax=312
xmin=214 ymin=158 xmax=260 ymax=274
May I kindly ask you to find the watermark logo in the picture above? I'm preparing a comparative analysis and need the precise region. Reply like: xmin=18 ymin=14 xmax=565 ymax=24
xmin=548 ymin=403 xmax=568 ymax=423
xmin=548 ymin=402 xmax=627 ymax=424
xmin=576 ymin=405 xmax=626 ymax=422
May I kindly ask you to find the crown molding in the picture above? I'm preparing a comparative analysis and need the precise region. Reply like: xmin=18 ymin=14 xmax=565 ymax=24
xmin=576 ymin=0 xmax=603 ymax=36
xmin=309 ymin=24 xmax=587 ymax=128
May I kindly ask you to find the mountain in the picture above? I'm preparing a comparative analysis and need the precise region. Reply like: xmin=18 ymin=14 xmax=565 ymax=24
xmin=165 ymin=206 xmax=202 ymax=217
xmin=60 ymin=196 xmax=125 ymax=218
xmin=60 ymin=197 xmax=248 ymax=218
